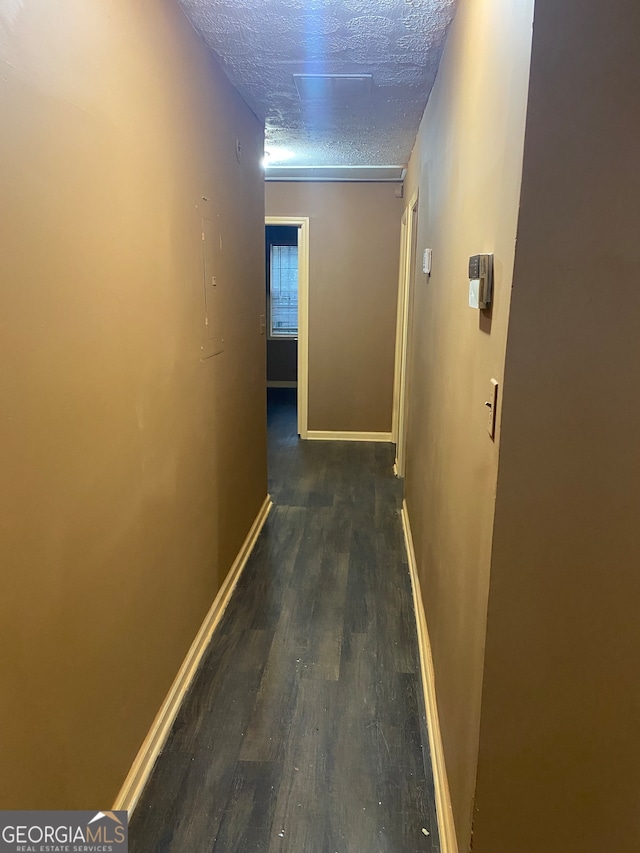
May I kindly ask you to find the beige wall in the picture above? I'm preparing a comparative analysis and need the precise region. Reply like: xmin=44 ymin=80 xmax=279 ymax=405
xmin=473 ymin=2 xmax=640 ymax=850
xmin=402 ymin=0 xmax=534 ymax=846
xmin=0 ymin=0 xmax=266 ymax=808
xmin=265 ymin=182 xmax=402 ymax=433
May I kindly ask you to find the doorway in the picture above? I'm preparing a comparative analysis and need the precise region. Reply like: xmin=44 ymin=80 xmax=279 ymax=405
xmin=265 ymin=215 xmax=309 ymax=439
xmin=392 ymin=189 xmax=419 ymax=477
xmin=266 ymin=225 xmax=298 ymax=391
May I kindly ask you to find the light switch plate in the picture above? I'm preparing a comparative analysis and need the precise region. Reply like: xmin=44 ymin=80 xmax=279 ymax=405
xmin=423 ymin=248 xmax=432 ymax=275
xmin=487 ymin=379 xmax=498 ymax=439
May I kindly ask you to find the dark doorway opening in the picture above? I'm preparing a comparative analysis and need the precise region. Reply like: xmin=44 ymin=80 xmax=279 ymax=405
xmin=266 ymin=225 xmax=299 ymax=391
xmin=266 ymin=225 xmax=299 ymax=483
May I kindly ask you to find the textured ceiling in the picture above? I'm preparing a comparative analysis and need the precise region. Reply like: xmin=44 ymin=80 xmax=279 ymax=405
xmin=178 ymin=0 xmax=457 ymax=168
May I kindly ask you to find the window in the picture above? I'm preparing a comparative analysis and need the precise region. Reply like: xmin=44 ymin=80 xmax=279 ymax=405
xmin=269 ymin=244 xmax=298 ymax=338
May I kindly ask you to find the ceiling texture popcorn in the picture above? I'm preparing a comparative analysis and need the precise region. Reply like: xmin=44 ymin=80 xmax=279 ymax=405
xmin=179 ymin=0 xmax=457 ymax=168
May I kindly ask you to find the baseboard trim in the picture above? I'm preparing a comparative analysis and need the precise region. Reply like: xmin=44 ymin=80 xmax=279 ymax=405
xmin=306 ymin=430 xmax=393 ymax=442
xmin=113 ymin=494 xmax=273 ymax=816
xmin=401 ymin=499 xmax=459 ymax=853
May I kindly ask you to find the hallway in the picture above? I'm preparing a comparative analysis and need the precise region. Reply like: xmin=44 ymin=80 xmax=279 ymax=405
xmin=129 ymin=389 xmax=439 ymax=852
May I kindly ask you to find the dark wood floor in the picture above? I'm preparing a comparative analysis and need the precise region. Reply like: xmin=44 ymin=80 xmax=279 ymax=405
xmin=129 ymin=388 xmax=439 ymax=852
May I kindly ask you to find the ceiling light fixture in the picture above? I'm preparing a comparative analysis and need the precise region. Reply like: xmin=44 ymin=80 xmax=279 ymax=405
xmin=263 ymin=147 xmax=295 ymax=167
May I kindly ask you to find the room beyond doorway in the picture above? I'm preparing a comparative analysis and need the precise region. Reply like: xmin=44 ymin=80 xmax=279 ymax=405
xmin=266 ymin=225 xmax=298 ymax=386
xmin=265 ymin=216 xmax=310 ymax=438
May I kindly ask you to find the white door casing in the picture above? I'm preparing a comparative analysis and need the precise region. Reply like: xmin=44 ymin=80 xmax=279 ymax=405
xmin=392 ymin=190 xmax=419 ymax=477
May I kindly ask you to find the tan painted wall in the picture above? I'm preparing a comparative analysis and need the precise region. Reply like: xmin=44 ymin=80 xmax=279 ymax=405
xmin=265 ymin=182 xmax=402 ymax=433
xmin=473 ymin=2 xmax=640 ymax=850
xmin=0 ymin=0 xmax=266 ymax=808
xmin=402 ymin=0 xmax=534 ymax=846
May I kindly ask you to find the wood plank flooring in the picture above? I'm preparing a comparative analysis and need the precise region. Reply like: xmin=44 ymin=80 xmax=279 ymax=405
xmin=129 ymin=388 xmax=439 ymax=852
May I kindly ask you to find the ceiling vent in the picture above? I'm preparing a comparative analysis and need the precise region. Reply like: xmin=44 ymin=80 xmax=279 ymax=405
xmin=293 ymin=73 xmax=373 ymax=101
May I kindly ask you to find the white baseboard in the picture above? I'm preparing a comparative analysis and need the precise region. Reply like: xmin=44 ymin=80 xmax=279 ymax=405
xmin=305 ymin=430 xmax=393 ymax=442
xmin=266 ymin=381 xmax=297 ymax=388
xmin=113 ymin=494 xmax=273 ymax=816
xmin=401 ymin=499 xmax=459 ymax=853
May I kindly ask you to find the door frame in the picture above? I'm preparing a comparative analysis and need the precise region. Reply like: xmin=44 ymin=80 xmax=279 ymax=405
xmin=392 ymin=189 xmax=419 ymax=476
xmin=265 ymin=215 xmax=310 ymax=439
